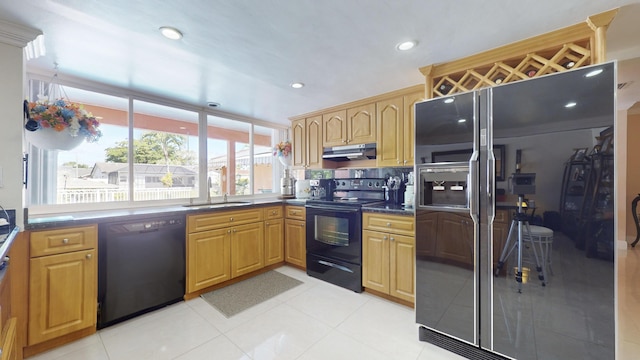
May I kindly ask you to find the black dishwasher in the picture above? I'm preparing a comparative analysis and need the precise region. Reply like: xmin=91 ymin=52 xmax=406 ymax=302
xmin=97 ymin=214 xmax=185 ymax=329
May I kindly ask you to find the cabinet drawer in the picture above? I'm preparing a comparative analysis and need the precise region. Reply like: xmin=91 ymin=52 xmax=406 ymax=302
xmin=30 ymin=225 xmax=97 ymax=258
xmin=285 ymin=206 xmax=306 ymax=221
xmin=263 ymin=206 xmax=283 ymax=220
xmin=188 ymin=209 xmax=263 ymax=232
xmin=495 ymin=209 xmax=509 ymax=224
xmin=363 ymin=213 xmax=414 ymax=236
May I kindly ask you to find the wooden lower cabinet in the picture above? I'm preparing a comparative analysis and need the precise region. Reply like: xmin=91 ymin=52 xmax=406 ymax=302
xmin=28 ymin=249 xmax=97 ymax=345
xmin=415 ymin=210 xmax=510 ymax=269
xmin=230 ymin=223 xmax=264 ymax=278
xmin=362 ymin=213 xmax=415 ymax=303
xmin=493 ymin=209 xmax=510 ymax=268
xmin=435 ymin=212 xmax=474 ymax=265
xmin=264 ymin=218 xmax=284 ymax=266
xmin=284 ymin=218 xmax=306 ymax=268
xmin=27 ymin=225 xmax=98 ymax=347
xmin=187 ymin=228 xmax=231 ymax=292
xmin=0 ymin=317 xmax=17 ymax=360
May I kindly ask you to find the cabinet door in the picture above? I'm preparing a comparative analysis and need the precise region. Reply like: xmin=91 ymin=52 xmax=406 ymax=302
xmin=306 ymin=115 xmax=323 ymax=168
xmin=284 ymin=219 xmax=306 ymax=268
xmin=493 ymin=210 xmax=510 ymax=270
xmin=347 ymin=103 xmax=376 ymax=144
xmin=416 ymin=212 xmax=438 ymax=257
xmin=403 ymin=91 xmax=425 ymax=166
xmin=436 ymin=212 xmax=474 ymax=266
xmin=187 ymin=228 xmax=230 ymax=293
xmin=264 ymin=218 xmax=284 ymax=266
xmin=0 ymin=318 xmax=17 ymax=360
xmin=322 ymin=110 xmax=347 ymax=147
xmin=362 ymin=230 xmax=389 ymax=294
xmin=376 ymin=97 xmax=403 ymax=167
xmin=231 ymin=223 xmax=265 ymax=278
xmin=389 ymin=233 xmax=415 ymax=302
xmin=28 ymin=249 xmax=96 ymax=345
xmin=292 ymin=118 xmax=306 ymax=167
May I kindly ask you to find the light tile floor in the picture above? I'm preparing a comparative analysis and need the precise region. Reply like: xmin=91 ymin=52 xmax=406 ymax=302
xmin=29 ymin=266 xmax=464 ymax=360
xmin=28 ymin=255 xmax=640 ymax=360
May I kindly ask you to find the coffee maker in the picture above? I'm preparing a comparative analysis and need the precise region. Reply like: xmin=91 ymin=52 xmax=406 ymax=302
xmin=309 ymin=179 xmax=335 ymax=200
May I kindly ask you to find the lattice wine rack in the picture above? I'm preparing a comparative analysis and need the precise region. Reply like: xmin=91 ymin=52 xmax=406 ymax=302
xmin=421 ymin=9 xmax=618 ymax=99
xmin=432 ymin=41 xmax=591 ymax=97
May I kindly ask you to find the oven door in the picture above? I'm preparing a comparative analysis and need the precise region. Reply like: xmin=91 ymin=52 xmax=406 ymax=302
xmin=305 ymin=204 xmax=361 ymax=264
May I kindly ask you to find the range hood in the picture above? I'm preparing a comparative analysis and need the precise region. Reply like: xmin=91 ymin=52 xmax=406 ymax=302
xmin=322 ymin=143 xmax=376 ymax=161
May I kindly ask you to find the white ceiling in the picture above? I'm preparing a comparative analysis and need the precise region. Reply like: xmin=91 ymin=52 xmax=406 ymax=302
xmin=2 ymin=0 xmax=640 ymax=126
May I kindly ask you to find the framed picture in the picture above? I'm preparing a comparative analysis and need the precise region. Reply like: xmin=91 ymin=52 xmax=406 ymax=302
xmin=431 ymin=144 xmax=506 ymax=181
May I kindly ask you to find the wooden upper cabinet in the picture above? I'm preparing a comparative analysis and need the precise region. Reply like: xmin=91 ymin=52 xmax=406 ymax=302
xmin=322 ymin=110 xmax=347 ymax=147
xmin=403 ymin=91 xmax=425 ymax=166
xmin=292 ymin=119 xmax=306 ymax=168
xmin=376 ymin=91 xmax=424 ymax=167
xmin=306 ymin=115 xmax=323 ymax=168
xmin=347 ymin=103 xmax=376 ymax=145
xmin=292 ymin=116 xmax=324 ymax=169
xmin=376 ymin=96 xmax=403 ymax=167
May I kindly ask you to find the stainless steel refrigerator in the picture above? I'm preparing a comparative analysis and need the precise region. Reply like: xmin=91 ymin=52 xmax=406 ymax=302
xmin=414 ymin=62 xmax=616 ymax=360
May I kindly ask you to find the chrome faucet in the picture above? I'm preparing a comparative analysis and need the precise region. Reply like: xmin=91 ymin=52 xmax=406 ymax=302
xmin=207 ymin=177 xmax=212 ymax=204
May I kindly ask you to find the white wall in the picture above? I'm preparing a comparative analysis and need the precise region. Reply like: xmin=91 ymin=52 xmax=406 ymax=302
xmin=0 ymin=42 xmax=26 ymax=227
xmin=0 ymin=21 xmax=40 ymax=228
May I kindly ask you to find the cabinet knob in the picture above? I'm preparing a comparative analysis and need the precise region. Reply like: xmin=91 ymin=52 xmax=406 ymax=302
xmin=62 ymin=238 xmax=69 ymax=244
xmin=233 ymin=229 xmax=237 ymax=233
xmin=397 ymin=160 xmax=400 ymax=164
xmin=342 ymin=140 xmax=347 ymax=143
xmin=390 ymin=237 xmax=395 ymax=242
xmin=386 ymin=222 xmax=391 ymax=227
xmin=230 ymin=217 xmax=234 ymax=221
xmin=300 ymin=224 xmax=304 ymax=227
xmin=384 ymin=236 xmax=388 ymax=240
xmin=227 ymin=230 xmax=231 ymax=234
xmin=266 ymin=222 xmax=269 ymax=225
xmin=86 ymin=253 xmax=92 ymax=259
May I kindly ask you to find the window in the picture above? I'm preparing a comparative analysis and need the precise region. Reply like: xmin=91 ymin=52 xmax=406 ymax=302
xmin=203 ymin=116 xmax=278 ymax=199
xmin=26 ymin=76 xmax=285 ymax=212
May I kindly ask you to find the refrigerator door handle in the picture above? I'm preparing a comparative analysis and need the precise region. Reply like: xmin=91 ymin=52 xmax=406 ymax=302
xmin=469 ymin=151 xmax=480 ymax=222
xmin=486 ymin=154 xmax=495 ymax=222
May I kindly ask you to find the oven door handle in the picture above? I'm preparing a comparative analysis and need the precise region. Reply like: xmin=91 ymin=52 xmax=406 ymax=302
xmin=305 ymin=205 xmax=360 ymax=213
xmin=317 ymin=260 xmax=354 ymax=273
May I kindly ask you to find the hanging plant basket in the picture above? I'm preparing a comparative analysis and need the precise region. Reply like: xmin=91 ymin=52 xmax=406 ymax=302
xmin=25 ymin=126 xmax=86 ymax=151
xmin=24 ymin=98 xmax=102 ymax=151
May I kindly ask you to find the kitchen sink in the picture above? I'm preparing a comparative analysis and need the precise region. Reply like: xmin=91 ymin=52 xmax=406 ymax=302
xmin=183 ymin=201 xmax=251 ymax=209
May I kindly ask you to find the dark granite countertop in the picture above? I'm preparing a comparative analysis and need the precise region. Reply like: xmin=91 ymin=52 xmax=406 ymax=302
xmin=26 ymin=198 xmax=288 ymax=230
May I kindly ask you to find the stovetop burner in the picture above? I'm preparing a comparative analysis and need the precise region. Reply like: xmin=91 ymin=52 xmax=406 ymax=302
xmin=306 ymin=198 xmax=385 ymax=207
xmin=306 ymin=177 xmax=386 ymax=207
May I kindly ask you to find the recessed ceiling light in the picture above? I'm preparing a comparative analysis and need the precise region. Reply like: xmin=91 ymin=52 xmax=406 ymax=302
xmin=290 ymin=82 xmax=304 ymax=89
xmin=159 ymin=26 xmax=183 ymax=40
xmin=565 ymin=102 xmax=577 ymax=108
xmin=207 ymin=102 xmax=220 ymax=108
xmin=585 ymin=68 xmax=603 ymax=78
xmin=444 ymin=98 xmax=454 ymax=104
xmin=396 ymin=40 xmax=417 ymax=51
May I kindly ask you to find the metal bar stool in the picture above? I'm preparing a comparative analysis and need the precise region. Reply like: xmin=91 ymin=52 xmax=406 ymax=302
xmin=523 ymin=225 xmax=554 ymax=282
